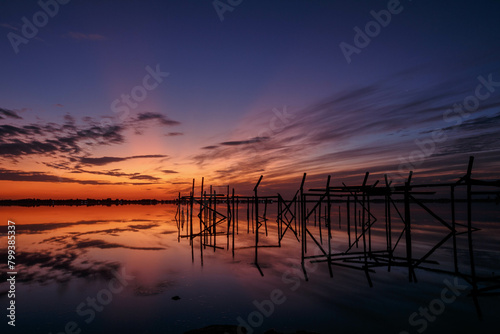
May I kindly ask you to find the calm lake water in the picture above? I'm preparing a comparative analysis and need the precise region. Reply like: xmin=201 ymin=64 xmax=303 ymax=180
xmin=1 ymin=202 xmax=499 ymax=334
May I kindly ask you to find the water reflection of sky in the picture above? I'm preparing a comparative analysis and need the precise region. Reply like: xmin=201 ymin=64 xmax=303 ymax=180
xmin=0 ymin=203 xmax=499 ymax=333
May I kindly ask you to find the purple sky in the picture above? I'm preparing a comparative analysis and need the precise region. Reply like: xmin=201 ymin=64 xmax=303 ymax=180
xmin=1 ymin=0 xmax=499 ymax=198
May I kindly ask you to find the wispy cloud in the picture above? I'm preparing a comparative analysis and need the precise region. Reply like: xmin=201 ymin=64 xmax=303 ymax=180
xmin=190 ymin=67 xmax=500 ymax=185
xmin=0 ymin=108 xmax=22 ymax=120
xmin=220 ymin=136 xmax=269 ymax=146
xmin=59 ymin=165 xmax=163 ymax=183
xmin=0 ymin=168 xmax=160 ymax=186
xmin=79 ymin=154 xmax=167 ymax=166
xmin=0 ymin=121 xmax=124 ymax=158
xmin=0 ymin=109 xmax=182 ymax=188
xmin=135 ymin=112 xmax=180 ymax=126
xmin=129 ymin=174 xmax=161 ymax=181
xmin=0 ymin=111 xmax=179 ymax=162
xmin=64 ymin=31 xmax=107 ymax=41
xmin=165 ymin=132 xmax=183 ymax=136
xmin=161 ymin=170 xmax=178 ymax=174
xmin=0 ymin=168 xmax=113 ymax=185
xmin=0 ymin=23 xmax=19 ymax=31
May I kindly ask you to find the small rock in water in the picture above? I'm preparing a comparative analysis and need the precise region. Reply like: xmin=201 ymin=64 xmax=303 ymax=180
xmin=172 ymin=295 xmax=181 ymax=300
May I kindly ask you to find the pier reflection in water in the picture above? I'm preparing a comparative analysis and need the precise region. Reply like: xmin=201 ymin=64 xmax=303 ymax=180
xmin=1 ymin=160 xmax=500 ymax=333
xmin=0 ymin=201 xmax=499 ymax=333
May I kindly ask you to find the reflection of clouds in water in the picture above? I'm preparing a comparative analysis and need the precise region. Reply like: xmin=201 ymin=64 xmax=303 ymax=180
xmin=0 ymin=220 xmax=167 ymax=295
xmin=128 ymin=223 xmax=159 ymax=230
xmin=39 ymin=225 xmax=167 ymax=251
xmin=0 ymin=219 xmax=107 ymax=235
xmin=159 ymin=230 xmax=176 ymax=235
xmin=39 ymin=222 xmax=166 ymax=249
xmin=0 ymin=249 xmax=122 ymax=291
xmin=0 ymin=219 xmax=163 ymax=236
xmin=68 ymin=239 xmax=164 ymax=251
xmin=133 ymin=279 xmax=176 ymax=296
xmin=37 ymin=223 xmax=163 ymax=241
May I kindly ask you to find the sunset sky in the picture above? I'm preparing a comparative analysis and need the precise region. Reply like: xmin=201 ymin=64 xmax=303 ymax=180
xmin=1 ymin=0 xmax=499 ymax=199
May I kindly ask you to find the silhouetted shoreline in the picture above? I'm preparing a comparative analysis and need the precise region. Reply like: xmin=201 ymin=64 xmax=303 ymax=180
xmin=0 ymin=197 xmax=497 ymax=207
xmin=0 ymin=198 xmax=175 ymax=207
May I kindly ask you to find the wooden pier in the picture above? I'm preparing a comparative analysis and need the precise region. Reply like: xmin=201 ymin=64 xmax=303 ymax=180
xmin=174 ymin=156 xmax=500 ymax=318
